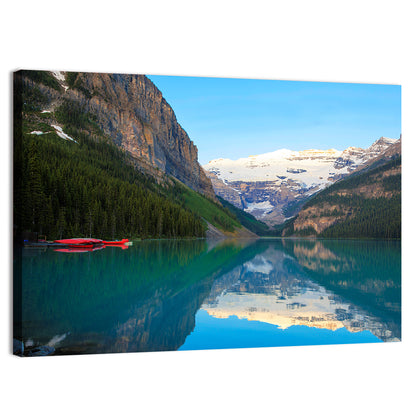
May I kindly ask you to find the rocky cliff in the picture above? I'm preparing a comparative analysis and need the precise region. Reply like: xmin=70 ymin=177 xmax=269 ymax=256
xmin=22 ymin=70 xmax=216 ymax=199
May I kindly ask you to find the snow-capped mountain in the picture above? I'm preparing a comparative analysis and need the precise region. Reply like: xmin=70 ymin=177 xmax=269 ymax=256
xmin=203 ymin=137 xmax=399 ymax=225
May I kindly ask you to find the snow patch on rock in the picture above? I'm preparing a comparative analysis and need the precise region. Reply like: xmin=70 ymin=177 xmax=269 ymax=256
xmin=51 ymin=70 xmax=69 ymax=91
xmin=245 ymin=200 xmax=274 ymax=216
xmin=51 ymin=125 xmax=78 ymax=143
xmin=30 ymin=131 xmax=47 ymax=135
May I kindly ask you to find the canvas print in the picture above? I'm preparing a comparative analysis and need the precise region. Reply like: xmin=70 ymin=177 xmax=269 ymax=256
xmin=13 ymin=70 xmax=401 ymax=357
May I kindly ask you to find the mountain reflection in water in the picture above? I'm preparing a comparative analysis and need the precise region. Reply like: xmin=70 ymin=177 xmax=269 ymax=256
xmin=14 ymin=238 xmax=400 ymax=356
xmin=190 ymin=240 xmax=400 ymax=348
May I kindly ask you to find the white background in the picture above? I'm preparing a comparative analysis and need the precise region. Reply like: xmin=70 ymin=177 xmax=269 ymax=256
xmin=2 ymin=1 xmax=415 ymax=415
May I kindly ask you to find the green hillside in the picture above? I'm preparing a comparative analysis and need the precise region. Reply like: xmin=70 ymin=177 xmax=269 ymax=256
xmin=174 ymin=183 xmax=242 ymax=232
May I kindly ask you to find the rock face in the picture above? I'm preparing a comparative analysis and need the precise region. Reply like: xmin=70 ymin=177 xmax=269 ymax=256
xmin=291 ymin=203 xmax=348 ymax=235
xmin=28 ymin=71 xmax=216 ymax=199
xmin=204 ymin=137 xmax=400 ymax=225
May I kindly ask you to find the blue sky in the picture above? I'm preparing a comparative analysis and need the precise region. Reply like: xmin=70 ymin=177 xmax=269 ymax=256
xmin=148 ymin=75 xmax=401 ymax=165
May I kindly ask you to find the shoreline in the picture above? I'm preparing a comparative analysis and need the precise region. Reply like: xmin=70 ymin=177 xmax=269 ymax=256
xmin=20 ymin=235 xmax=401 ymax=249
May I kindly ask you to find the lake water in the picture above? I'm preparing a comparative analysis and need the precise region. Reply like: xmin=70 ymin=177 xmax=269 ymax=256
xmin=14 ymin=238 xmax=401 ymax=356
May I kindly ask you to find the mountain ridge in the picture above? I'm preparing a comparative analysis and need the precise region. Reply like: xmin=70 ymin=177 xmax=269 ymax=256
xmin=204 ymin=137 xmax=400 ymax=225
xmin=21 ymin=70 xmax=216 ymax=200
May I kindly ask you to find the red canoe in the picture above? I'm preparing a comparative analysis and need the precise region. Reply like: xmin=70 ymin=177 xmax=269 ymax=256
xmin=54 ymin=238 xmax=103 ymax=245
xmin=103 ymin=238 xmax=129 ymax=246
xmin=73 ymin=238 xmax=103 ymax=244
xmin=54 ymin=238 xmax=103 ymax=248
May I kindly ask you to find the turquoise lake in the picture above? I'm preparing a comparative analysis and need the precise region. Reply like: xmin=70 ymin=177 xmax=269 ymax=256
xmin=14 ymin=238 xmax=401 ymax=355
